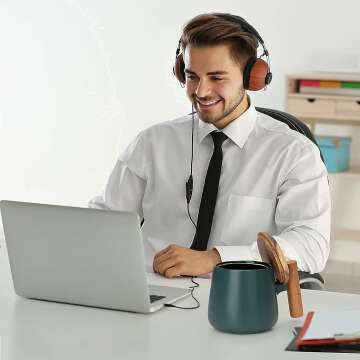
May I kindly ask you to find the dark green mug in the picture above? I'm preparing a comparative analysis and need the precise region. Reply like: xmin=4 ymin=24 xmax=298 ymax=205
xmin=208 ymin=261 xmax=287 ymax=334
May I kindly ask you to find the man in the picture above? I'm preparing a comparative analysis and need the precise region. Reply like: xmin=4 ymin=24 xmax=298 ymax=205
xmin=89 ymin=13 xmax=331 ymax=278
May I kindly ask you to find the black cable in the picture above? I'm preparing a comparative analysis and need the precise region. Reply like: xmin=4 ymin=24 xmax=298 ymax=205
xmin=165 ymin=108 xmax=200 ymax=310
xmin=190 ymin=105 xmax=195 ymax=178
xmin=164 ymin=276 xmax=200 ymax=309
xmin=187 ymin=204 xmax=196 ymax=229
xmin=186 ymin=105 xmax=197 ymax=229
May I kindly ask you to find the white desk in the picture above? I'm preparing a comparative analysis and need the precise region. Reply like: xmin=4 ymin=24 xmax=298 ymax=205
xmin=1 ymin=238 xmax=360 ymax=359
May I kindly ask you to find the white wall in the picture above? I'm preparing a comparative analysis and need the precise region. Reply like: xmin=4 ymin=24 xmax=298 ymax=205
xmin=1 ymin=0 xmax=360 ymax=207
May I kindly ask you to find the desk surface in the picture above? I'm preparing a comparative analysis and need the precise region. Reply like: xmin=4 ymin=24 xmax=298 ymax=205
xmin=1 ymin=238 xmax=360 ymax=359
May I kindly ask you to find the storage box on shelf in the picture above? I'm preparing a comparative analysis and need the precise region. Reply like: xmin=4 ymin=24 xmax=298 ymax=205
xmin=315 ymin=136 xmax=351 ymax=172
xmin=285 ymin=72 xmax=360 ymax=259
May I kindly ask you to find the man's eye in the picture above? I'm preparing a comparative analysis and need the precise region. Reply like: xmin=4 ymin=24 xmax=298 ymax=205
xmin=186 ymin=75 xmax=197 ymax=80
xmin=212 ymin=77 xmax=224 ymax=81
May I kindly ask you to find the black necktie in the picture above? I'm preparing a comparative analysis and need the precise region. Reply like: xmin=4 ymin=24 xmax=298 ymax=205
xmin=190 ymin=131 xmax=227 ymax=251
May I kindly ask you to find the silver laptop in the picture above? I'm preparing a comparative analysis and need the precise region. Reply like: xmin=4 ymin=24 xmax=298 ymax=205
xmin=0 ymin=200 xmax=190 ymax=313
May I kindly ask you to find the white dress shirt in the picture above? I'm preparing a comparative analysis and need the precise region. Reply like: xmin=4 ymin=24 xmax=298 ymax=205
xmin=89 ymin=98 xmax=331 ymax=273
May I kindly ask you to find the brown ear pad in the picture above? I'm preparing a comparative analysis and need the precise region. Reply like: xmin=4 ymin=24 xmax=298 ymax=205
xmin=257 ymin=232 xmax=289 ymax=284
xmin=246 ymin=58 xmax=269 ymax=91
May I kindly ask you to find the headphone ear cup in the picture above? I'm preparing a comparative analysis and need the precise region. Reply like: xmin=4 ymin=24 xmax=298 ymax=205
xmin=244 ymin=58 xmax=270 ymax=91
xmin=173 ymin=53 xmax=186 ymax=85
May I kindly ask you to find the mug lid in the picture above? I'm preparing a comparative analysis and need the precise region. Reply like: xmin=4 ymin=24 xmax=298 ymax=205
xmin=257 ymin=232 xmax=289 ymax=284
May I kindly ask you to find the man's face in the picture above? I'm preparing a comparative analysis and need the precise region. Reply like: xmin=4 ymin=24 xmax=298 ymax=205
xmin=184 ymin=44 xmax=248 ymax=129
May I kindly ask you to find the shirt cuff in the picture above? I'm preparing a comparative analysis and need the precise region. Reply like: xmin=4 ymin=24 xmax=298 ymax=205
xmin=214 ymin=244 xmax=261 ymax=263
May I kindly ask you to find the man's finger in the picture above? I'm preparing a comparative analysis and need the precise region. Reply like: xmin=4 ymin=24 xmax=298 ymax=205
xmin=164 ymin=264 xmax=185 ymax=278
xmin=153 ymin=244 xmax=174 ymax=261
xmin=157 ymin=258 xmax=179 ymax=276
xmin=153 ymin=247 xmax=175 ymax=273
xmin=154 ymin=251 xmax=181 ymax=273
xmin=154 ymin=248 xmax=179 ymax=268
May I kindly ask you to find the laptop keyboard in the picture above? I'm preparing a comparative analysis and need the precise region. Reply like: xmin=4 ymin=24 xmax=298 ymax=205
xmin=150 ymin=294 xmax=166 ymax=303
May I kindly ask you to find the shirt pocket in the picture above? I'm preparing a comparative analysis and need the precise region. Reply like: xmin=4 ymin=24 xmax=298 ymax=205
xmin=221 ymin=195 xmax=276 ymax=245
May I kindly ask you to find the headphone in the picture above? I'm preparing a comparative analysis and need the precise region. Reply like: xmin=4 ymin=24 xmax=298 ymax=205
xmin=173 ymin=13 xmax=272 ymax=91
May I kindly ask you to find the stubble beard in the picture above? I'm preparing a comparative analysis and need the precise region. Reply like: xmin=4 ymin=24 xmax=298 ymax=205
xmin=194 ymin=88 xmax=246 ymax=125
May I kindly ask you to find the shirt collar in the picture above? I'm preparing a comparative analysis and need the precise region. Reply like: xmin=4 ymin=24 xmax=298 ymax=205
xmin=197 ymin=96 xmax=257 ymax=148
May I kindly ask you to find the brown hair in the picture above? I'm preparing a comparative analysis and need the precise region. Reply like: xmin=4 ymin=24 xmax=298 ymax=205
xmin=180 ymin=13 xmax=258 ymax=70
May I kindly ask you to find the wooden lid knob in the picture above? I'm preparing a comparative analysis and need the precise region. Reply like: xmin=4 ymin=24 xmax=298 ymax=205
xmin=257 ymin=232 xmax=303 ymax=318
xmin=257 ymin=232 xmax=289 ymax=284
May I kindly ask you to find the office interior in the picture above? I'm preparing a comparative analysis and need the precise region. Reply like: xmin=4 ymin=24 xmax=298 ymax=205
xmin=0 ymin=1 xmax=359 ymax=292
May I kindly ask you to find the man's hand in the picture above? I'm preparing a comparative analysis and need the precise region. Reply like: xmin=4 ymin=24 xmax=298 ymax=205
xmin=153 ymin=244 xmax=221 ymax=278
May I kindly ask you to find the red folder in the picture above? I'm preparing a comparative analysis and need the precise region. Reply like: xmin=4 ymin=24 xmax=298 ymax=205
xmin=296 ymin=312 xmax=360 ymax=347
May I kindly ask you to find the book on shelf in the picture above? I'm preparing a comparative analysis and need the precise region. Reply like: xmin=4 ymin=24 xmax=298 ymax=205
xmin=299 ymin=79 xmax=360 ymax=96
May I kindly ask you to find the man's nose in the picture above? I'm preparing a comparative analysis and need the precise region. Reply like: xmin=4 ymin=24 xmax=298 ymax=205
xmin=195 ymin=79 xmax=211 ymax=98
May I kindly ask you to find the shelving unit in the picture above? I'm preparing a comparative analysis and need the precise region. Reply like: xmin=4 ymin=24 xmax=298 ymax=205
xmin=285 ymin=72 xmax=360 ymax=178
xmin=286 ymin=73 xmax=360 ymax=131
xmin=285 ymin=72 xmax=360 ymax=256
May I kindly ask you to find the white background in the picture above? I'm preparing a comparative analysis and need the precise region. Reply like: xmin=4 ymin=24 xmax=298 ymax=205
xmin=0 ymin=0 xmax=360 ymax=209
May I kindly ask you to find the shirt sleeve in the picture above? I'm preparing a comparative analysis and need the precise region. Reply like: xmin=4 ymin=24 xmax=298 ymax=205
xmin=215 ymin=142 xmax=331 ymax=274
xmin=88 ymin=131 xmax=147 ymax=219
xmin=272 ymin=143 xmax=331 ymax=273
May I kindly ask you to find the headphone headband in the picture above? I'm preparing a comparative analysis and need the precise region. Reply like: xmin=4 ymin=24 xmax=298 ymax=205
xmin=211 ymin=13 xmax=265 ymax=46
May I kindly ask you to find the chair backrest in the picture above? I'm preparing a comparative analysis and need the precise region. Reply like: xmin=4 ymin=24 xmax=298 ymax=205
xmin=256 ymin=107 xmax=325 ymax=163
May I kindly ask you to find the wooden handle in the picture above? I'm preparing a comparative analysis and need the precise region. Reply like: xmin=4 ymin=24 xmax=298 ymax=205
xmin=286 ymin=260 xmax=303 ymax=318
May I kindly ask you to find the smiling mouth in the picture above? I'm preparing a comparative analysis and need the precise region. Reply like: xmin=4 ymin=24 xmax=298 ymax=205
xmin=196 ymin=99 xmax=222 ymax=109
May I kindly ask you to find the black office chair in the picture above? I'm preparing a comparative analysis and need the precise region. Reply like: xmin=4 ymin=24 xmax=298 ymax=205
xmin=256 ymin=107 xmax=325 ymax=163
xmin=256 ymin=107 xmax=326 ymax=291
